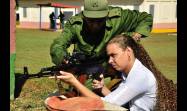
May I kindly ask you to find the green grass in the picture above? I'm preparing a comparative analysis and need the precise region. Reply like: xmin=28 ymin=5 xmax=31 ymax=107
xmin=10 ymin=29 xmax=177 ymax=110
xmin=15 ymin=29 xmax=61 ymax=73
xmin=141 ymin=33 xmax=177 ymax=83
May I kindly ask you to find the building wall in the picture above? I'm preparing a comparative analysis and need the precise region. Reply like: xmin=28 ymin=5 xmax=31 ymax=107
xmin=140 ymin=1 xmax=177 ymax=23
xmin=141 ymin=0 xmax=177 ymax=29
xmin=17 ymin=7 xmax=77 ymax=22
xmin=16 ymin=7 xmax=77 ymax=29
xmin=16 ymin=0 xmax=177 ymax=30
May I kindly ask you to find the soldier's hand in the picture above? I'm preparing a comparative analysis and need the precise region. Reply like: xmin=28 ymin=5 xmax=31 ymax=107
xmin=62 ymin=59 xmax=69 ymax=64
xmin=132 ymin=32 xmax=142 ymax=42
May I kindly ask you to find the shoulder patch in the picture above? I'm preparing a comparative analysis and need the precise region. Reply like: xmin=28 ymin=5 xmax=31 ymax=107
xmin=69 ymin=16 xmax=83 ymax=25
xmin=108 ymin=7 xmax=121 ymax=18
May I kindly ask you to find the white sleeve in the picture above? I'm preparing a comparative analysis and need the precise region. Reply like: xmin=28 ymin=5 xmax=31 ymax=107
xmin=103 ymin=75 xmax=148 ymax=106
xmin=103 ymin=84 xmax=139 ymax=106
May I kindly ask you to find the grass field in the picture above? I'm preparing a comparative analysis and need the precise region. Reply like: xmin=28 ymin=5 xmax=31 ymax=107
xmin=10 ymin=29 xmax=177 ymax=111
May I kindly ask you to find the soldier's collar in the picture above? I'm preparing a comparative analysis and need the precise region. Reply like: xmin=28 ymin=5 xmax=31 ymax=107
xmin=105 ymin=19 xmax=112 ymax=29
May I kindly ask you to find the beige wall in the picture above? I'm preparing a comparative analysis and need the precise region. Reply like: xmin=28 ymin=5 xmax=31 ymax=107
xmin=17 ymin=0 xmax=177 ymax=29
xmin=140 ymin=1 xmax=177 ymax=23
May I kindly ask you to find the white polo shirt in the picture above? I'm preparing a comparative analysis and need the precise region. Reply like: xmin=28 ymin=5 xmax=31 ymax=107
xmin=102 ymin=59 xmax=157 ymax=111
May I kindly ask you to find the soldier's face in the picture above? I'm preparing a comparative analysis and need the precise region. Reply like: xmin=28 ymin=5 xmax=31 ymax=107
xmin=84 ymin=17 xmax=106 ymax=33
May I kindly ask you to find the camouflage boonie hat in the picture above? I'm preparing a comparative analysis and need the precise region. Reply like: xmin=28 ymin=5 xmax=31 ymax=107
xmin=83 ymin=0 xmax=109 ymax=18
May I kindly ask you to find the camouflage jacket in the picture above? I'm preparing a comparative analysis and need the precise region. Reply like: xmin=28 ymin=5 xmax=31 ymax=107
xmin=50 ymin=6 xmax=153 ymax=65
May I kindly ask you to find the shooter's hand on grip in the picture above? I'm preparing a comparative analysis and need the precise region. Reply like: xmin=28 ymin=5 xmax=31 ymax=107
xmin=92 ymin=74 xmax=104 ymax=89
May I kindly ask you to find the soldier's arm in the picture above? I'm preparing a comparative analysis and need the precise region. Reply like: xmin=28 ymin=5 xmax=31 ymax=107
xmin=133 ymin=10 xmax=153 ymax=37
xmin=122 ymin=9 xmax=153 ymax=38
xmin=50 ymin=20 xmax=75 ymax=65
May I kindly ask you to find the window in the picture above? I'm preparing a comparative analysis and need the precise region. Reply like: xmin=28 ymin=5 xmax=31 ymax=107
xmin=149 ymin=5 xmax=154 ymax=17
xmin=134 ymin=5 xmax=139 ymax=11
xmin=23 ymin=7 xmax=27 ymax=18
xmin=64 ymin=11 xmax=73 ymax=21
xmin=176 ymin=4 xmax=177 ymax=18
xmin=16 ymin=13 xmax=20 ymax=21
xmin=54 ymin=8 xmax=58 ymax=18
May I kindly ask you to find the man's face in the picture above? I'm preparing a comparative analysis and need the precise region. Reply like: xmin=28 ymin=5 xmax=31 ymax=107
xmin=84 ymin=17 xmax=106 ymax=34
xmin=107 ymin=43 xmax=130 ymax=72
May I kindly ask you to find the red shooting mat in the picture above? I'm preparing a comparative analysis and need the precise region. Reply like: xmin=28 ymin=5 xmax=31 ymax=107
xmin=45 ymin=96 xmax=128 ymax=111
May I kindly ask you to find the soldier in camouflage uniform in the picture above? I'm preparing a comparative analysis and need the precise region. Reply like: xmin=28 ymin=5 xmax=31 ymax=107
xmin=50 ymin=0 xmax=153 ymax=91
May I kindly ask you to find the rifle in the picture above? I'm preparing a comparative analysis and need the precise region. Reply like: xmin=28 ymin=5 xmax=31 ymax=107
xmin=23 ymin=51 xmax=105 ymax=81
xmin=23 ymin=51 xmax=110 ymax=97
xmin=22 ymin=51 xmax=123 ymax=97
